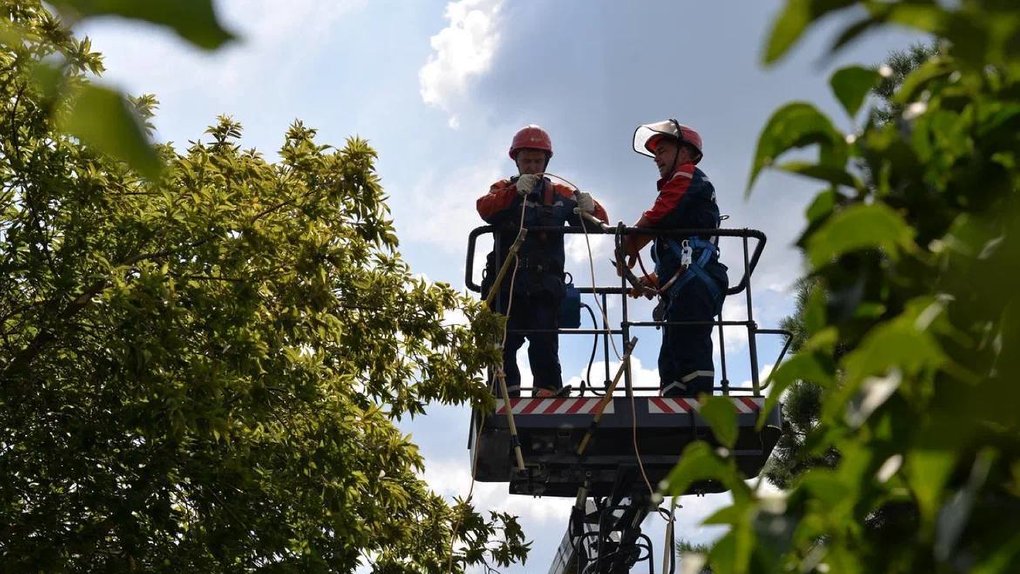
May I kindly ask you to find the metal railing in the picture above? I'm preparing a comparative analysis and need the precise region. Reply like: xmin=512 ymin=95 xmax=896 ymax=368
xmin=466 ymin=224 xmax=792 ymax=398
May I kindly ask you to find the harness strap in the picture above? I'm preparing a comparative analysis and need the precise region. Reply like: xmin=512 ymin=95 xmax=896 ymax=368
xmin=656 ymin=236 xmax=721 ymax=301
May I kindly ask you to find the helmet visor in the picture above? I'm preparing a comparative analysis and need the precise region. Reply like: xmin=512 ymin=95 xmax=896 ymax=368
xmin=632 ymin=120 xmax=678 ymax=157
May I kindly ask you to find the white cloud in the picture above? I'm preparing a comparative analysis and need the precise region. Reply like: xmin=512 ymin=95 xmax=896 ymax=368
xmin=716 ymin=296 xmax=755 ymax=355
xmin=565 ymin=355 xmax=659 ymax=395
xmin=79 ymin=0 xmax=366 ymax=133
xmin=443 ymin=308 xmax=470 ymax=327
xmin=737 ymin=362 xmax=775 ymax=395
xmin=398 ymin=160 xmax=503 ymax=254
xmin=419 ymin=0 xmax=503 ymax=128
xmin=423 ymin=457 xmax=573 ymax=525
xmin=565 ymin=233 xmax=610 ymax=267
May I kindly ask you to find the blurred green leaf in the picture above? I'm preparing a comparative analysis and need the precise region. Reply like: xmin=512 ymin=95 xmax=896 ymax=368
xmin=874 ymin=3 xmax=948 ymax=35
xmin=760 ymin=350 xmax=832 ymax=429
xmin=801 ymin=469 xmax=853 ymax=510
xmin=703 ymin=504 xmax=746 ymax=526
xmin=907 ymin=448 xmax=957 ymax=525
xmin=29 ymin=62 xmax=65 ymax=97
xmin=663 ymin=442 xmax=742 ymax=497
xmin=746 ymin=102 xmax=845 ymax=195
xmin=842 ymin=370 xmax=902 ymax=429
xmin=701 ymin=396 xmax=739 ymax=449
xmin=841 ymin=301 xmax=946 ymax=388
xmin=708 ymin=532 xmax=740 ymax=574
xmin=0 ymin=20 xmax=24 ymax=47
xmin=803 ymin=284 xmax=827 ymax=334
xmin=830 ymin=65 xmax=881 ymax=118
xmin=58 ymin=84 xmax=162 ymax=178
xmin=971 ymin=531 xmax=1020 ymax=574
xmin=806 ymin=203 xmax=914 ymax=268
xmin=893 ymin=57 xmax=954 ymax=108
xmin=763 ymin=0 xmax=857 ymax=64
xmin=777 ymin=160 xmax=862 ymax=189
xmin=805 ymin=189 xmax=838 ymax=225
xmin=936 ymin=450 xmax=996 ymax=562
xmin=52 ymin=0 xmax=235 ymax=50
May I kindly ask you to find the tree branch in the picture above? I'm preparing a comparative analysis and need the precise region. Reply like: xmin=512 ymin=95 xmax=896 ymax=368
xmin=1 ymin=238 xmax=211 ymax=384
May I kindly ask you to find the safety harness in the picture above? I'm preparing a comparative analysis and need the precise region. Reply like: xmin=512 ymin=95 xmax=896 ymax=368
xmin=654 ymin=236 xmax=722 ymax=303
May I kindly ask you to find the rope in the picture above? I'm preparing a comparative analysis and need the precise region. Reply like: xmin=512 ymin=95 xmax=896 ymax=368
xmin=447 ymin=192 xmax=529 ymax=574
xmin=660 ymin=498 xmax=678 ymax=574
xmin=574 ymin=337 xmax=638 ymax=457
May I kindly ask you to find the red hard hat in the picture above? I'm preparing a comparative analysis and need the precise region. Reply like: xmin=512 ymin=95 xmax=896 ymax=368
xmin=633 ymin=120 xmax=703 ymax=164
xmin=509 ymin=124 xmax=553 ymax=159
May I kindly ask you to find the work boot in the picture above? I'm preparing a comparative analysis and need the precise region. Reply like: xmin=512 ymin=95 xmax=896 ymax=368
xmin=534 ymin=385 xmax=571 ymax=398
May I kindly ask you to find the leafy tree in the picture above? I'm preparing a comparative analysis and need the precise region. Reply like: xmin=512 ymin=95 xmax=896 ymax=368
xmin=764 ymin=41 xmax=942 ymax=491
xmin=1 ymin=2 xmax=526 ymax=572
xmin=664 ymin=1 xmax=1020 ymax=572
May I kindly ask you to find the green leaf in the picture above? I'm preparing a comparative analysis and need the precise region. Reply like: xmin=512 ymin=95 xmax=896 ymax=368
xmin=703 ymin=504 xmax=746 ymax=526
xmin=708 ymin=532 xmax=740 ymax=574
xmin=803 ymin=286 xmax=827 ymax=334
xmin=806 ymin=203 xmax=914 ymax=268
xmin=971 ymin=530 xmax=1020 ymax=574
xmin=0 ymin=20 xmax=24 ymax=47
xmin=800 ymin=469 xmax=853 ymax=510
xmin=805 ymin=189 xmax=838 ymax=225
xmin=763 ymin=0 xmax=857 ymax=64
xmin=663 ymin=442 xmax=741 ymax=497
xmin=777 ymin=160 xmax=862 ymax=189
xmin=893 ymin=58 xmax=954 ymax=108
xmin=760 ymin=350 xmax=832 ymax=429
xmin=701 ymin=396 xmax=739 ymax=449
xmin=59 ymin=84 xmax=162 ymax=178
xmin=830 ymin=65 xmax=881 ymax=119
xmin=875 ymin=3 xmax=949 ymax=36
xmin=841 ymin=301 xmax=946 ymax=389
xmin=52 ymin=0 xmax=235 ymax=50
xmin=907 ymin=448 xmax=957 ymax=525
xmin=825 ymin=303 xmax=947 ymax=424
xmin=746 ymin=102 xmax=845 ymax=195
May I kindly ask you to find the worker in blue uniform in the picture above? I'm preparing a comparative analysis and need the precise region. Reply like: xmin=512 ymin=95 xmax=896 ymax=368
xmin=621 ymin=120 xmax=728 ymax=397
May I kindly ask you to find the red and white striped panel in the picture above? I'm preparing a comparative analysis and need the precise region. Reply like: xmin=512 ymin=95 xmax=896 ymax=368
xmin=495 ymin=398 xmax=614 ymax=415
xmin=648 ymin=397 xmax=700 ymax=414
xmin=731 ymin=397 xmax=765 ymax=413
xmin=647 ymin=396 xmax=764 ymax=414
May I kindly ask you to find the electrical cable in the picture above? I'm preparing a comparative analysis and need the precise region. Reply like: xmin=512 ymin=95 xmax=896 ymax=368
xmin=537 ymin=172 xmax=621 ymax=363
xmin=579 ymin=302 xmax=600 ymax=396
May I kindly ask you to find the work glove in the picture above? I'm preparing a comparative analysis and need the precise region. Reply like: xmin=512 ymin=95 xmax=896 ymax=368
xmin=515 ymin=173 xmax=539 ymax=197
xmin=574 ymin=191 xmax=596 ymax=215
xmin=631 ymin=273 xmax=658 ymax=299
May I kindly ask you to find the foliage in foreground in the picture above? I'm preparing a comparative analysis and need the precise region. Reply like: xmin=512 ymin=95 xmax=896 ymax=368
xmin=664 ymin=1 xmax=1020 ymax=572
xmin=1 ymin=2 xmax=524 ymax=572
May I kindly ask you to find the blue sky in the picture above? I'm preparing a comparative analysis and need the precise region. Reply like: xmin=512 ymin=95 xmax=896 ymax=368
xmin=79 ymin=1 xmax=926 ymax=570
